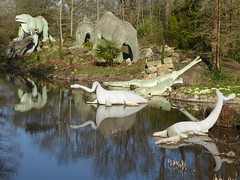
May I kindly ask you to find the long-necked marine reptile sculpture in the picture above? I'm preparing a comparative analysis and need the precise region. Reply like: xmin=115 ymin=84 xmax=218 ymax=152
xmin=153 ymin=89 xmax=236 ymax=144
xmin=71 ymin=81 xmax=148 ymax=106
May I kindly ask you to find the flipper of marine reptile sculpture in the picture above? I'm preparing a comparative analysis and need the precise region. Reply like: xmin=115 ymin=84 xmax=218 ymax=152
xmin=14 ymin=14 xmax=56 ymax=42
xmin=153 ymin=89 xmax=236 ymax=144
xmin=71 ymin=81 xmax=148 ymax=106
xmin=104 ymin=56 xmax=201 ymax=88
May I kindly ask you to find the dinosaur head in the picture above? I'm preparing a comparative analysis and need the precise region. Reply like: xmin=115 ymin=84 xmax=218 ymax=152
xmin=15 ymin=14 xmax=31 ymax=24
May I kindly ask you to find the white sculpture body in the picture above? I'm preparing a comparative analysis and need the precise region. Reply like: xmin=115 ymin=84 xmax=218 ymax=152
xmin=135 ymin=78 xmax=183 ymax=96
xmin=104 ymin=56 xmax=201 ymax=90
xmin=14 ymin=14 xmax=56 ymax=42
xmin=153 ymin=89 xmax=236 ymax=144
xmin=71 ymin=81 xmax=148 ymax=106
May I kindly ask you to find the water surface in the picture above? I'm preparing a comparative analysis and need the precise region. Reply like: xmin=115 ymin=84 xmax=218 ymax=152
xmin=0 ymin=73 xmax=239 ymax=180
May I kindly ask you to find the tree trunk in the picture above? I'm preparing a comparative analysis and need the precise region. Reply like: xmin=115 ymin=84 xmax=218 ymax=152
xmin=211 ymin=0 xmax=221 ymax=70
xmin=60 ymin=0 xmax=63 ymax=45
xmin=70 ymin=0 xmax=74 ymax=37
xmin=97 ymin=0 xmax=100 ymax=21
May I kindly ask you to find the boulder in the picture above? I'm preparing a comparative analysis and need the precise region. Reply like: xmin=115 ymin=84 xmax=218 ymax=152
xmin=140 ymin=48 xmax=154 ymax=59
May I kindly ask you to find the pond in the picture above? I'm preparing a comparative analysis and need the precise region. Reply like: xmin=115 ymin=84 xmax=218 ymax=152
xmin=0 ymin=73 xmax=239 ymax=180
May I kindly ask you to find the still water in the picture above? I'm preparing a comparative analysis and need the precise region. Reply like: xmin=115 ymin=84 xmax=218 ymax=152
xmin=0 ymin=73 xmax=239 ymax=180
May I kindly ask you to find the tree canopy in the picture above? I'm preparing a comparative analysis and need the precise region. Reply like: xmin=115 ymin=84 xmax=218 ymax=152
xmin=0 ymin=0 xmax=240 ymax=69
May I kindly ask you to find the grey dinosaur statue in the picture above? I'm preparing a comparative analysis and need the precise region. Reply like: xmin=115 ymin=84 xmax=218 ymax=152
xmin=14 ymin=14 xmax=56 ymax=42
xmin=92 ymin=12 xmax=140 ymax=62
xmin=69 ymin=15 xmax=94 ymax=49
xmin=104 ymin=56 xmax=201 ymax=93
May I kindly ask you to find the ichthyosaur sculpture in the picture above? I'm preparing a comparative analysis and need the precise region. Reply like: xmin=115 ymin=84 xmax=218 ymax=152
xmin=104 ymin=56 xmax=201 ymax=95
xmin=71 ymin=81 xmax=148 ymax=106
xmin=14 ymin=14 xmax=56 ymax=42
xmin=153 ymin=89 xmax=236 ymax=144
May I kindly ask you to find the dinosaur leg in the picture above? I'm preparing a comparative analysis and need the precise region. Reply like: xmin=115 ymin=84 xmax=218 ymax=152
xmin=153 ymin=130 xmax=168 ymax=137
xmin=155 ymin=136 xmax=181 ymax=145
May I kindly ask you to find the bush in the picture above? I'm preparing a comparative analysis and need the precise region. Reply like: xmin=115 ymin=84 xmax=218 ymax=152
xmin=94 ymin=39 xmax=121 ymax=65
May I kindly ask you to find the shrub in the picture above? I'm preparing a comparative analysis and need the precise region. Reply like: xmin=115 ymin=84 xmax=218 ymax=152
xmin=94 ymin=39 xmax=121 ymax=65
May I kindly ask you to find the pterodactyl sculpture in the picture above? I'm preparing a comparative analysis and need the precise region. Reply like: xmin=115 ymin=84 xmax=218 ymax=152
xmin=153 ymin=89 xmax=236 ymax=144
xmin=71 ymin=81 xmax=148 ymax=106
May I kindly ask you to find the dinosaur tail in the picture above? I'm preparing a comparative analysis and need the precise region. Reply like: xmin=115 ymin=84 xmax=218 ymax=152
xmin=49 ymin=34 xmax=56 ymax=42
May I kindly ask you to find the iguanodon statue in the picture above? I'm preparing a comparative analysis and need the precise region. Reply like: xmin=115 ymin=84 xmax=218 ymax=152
xmin=104 ymin=56 xmax=201 ymax=94
xmin=71 ymin=81 xmax=148 ymax=106
xmin=14 ymin=14 xmax=56 ymax=42
xmin=153 ymin=89 xmax=236 ymax=144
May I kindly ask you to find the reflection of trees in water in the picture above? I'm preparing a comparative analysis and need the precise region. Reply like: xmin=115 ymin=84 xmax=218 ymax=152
xmin=3 ymin=76 xmax=238 ymax=180
xmin=0 ymin=78 xmax=21 ymax=180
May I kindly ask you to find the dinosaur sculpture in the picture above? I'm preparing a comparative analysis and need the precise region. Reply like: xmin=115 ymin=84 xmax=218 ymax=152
xmin=153 ymin=89 xmax=236 ymax=144
xmin=1 ymin=32 xmax=39 ymax=58
xmin=135 ymin=78 xmax=183 ymax=96
xmin=104 ymin=56 xmax=201 ymax=89
xmin=71 ymin=81 xmax=148 ymax=106
xmin=14 ymin=14 xmax=56 ymax=42
xmin=69 ymin=15 xmax=94 ymax=49
xmin=92 ymin=12 xmax=140 ymax=62
xmin=71 ymin=104 xmax=146 ymax=131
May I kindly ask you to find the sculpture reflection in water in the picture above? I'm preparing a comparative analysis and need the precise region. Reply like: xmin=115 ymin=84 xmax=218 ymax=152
xmin=156 ymin=136 xmax=234 ymax=172
xmin=71 ymin=104 xmax=146 ymax=135
xmin=13 ymin=77 xmax=48 ymax=112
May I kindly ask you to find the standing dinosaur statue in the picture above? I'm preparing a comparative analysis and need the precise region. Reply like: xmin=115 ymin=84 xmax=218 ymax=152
xmin=153 ymin=89 xmax=236 ymax=144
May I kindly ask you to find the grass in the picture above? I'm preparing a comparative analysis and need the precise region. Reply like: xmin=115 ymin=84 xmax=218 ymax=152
xmin=174 ymin=85 xmax=240 ymax=98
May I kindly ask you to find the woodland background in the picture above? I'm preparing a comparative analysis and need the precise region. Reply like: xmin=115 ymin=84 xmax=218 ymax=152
xmin=0 ymin=0 xmax=240 ymax=70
